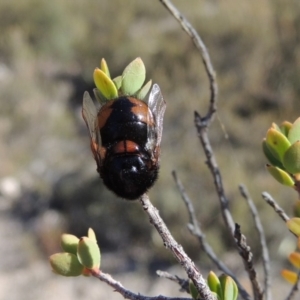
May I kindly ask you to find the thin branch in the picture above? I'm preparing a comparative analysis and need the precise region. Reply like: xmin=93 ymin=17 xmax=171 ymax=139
xmin=285 ymin=269 xmax=300 ymax=300
xmin=140 ymin=194 xmax=216 ymax=300
xmin=160 ymin=0 xmax=235 ymax=244
xmin=90 ymin=269 xmax=191 ymax=300
xmin=234 ymin=224 xmax=263 ymax=300
xmin=156 ymin=270 xmax=189 ymax=293
xmin=172 ymin=170 xmax=251 ymax=300
xmin=262 ymin=192 xmax=290 ymax=222
xmin=158 ymin=0 xmax=218 ymax=123
xmin=239 ymin=184 xmax=271 ymax=300
xmin=194 ymin=111 xmax=235 ymax=234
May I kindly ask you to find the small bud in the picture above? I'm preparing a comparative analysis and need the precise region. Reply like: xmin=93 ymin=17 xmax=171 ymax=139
xmin=294 ymin=201 xmax=300 ymax=218
xmin=207 ymin=271 xmax=221 ymax=296
xmin=283 ymin=141 xmax=300 ymax=174
xmin=113 ymin=76 xmax=122 ymax=90
xmin=288 ymin=117 xmax=300 ymax=145
xmin=135 ymin=79 xmax=152 ymax=100
xmin=266 ymin=164 xmax=295 ymax=187
xmin=77 ymin=237 xmax=101 ymax=270
xmin=266 ymin=128 xmax=291 ymax=162
xmin=271 ymin=122 xmax=280 ymax=131
xmin=262 ymin=139 xmax=285 ymax=169
xmin=219 ymin=274 xmax=238 ymax=300
xmin=100 ymin=58 xmax=110 ymax=78
xmin=189 ymin=280 xmax=199 ymax=300
xmin=88 ymin=228 xmax=97 ymax=242
xmin=280 ymin=121 xmax=292 ymax=137
xmin=287 ymin=218 xmax=300 ymax=237
xmin=49 ymin=253 xmax=84 ymax=277
xmin=61 ymin=234 xmax=79 ymax=255
xmin=121 ymin=57 xmax=146 ymax=95
xmin=93 ymin=68 xmax=118 ymax=100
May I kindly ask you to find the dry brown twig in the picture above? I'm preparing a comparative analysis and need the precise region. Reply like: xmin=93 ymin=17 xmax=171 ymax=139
xmin=239 ymin=184 xmax=271 ymax=300
xmin=234 ymin=223 xmax=263 ymax=300
xmin=156 ymin=270 xmax=189 ymax=293
xmin=262 ymin=192 xmax=290 ymax=222
xmin=90 ymin=269 xmax=191 ymax=300
xmin=262 ymin=192 xmax=300 ymax=299
xmin=172 ymin=171 xmax=251 ymax=300
xmin=140 ymin=194 xmax=216 ymax=300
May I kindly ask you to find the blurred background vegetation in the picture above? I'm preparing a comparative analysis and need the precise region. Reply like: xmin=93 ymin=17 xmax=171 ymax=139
xmin=1 ymin=0 xmax=300 ymax=299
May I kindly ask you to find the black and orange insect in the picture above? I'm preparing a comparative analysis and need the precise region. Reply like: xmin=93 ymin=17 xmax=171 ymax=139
xmin=82 ymin=84 xmax=166 ymax=200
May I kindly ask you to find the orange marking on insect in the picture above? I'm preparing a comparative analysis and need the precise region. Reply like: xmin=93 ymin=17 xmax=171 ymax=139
xmin=97 ymin=101 xmax=114 ymax=130
xmin=113 ymin=140 xmax=139 ymax=154
xmin=129 ymin=97 xmax=155 ymax=126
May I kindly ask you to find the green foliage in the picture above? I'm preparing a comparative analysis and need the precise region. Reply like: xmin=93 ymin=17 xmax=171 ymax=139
xmin=263 ymin=117 xmax=300 ymax=190
xmin=265 ymin=165 xmax=294 ymax=187
xmin=136 ymin=79 xmax=152 ymax=100
xmin=189 ymin=279 xmax=200 ymax=300
xmin=283 ymin=141 xmax=300 ymax=174
xmin=121 ymin=57 xmax=146 ymax=96
xmin=77 ymin=237 xmax=101 ymax=270
xmin=50 ymin=253 xmax=84 ymax=277
xmin=206 ymin=272 xmax=238 ymax=300
xmin=287 ymin=218 xmax=300 ymax=237
xmin=93 ymin=68 xmax=118 ymax=100
xmin=92 ymin=57 xmax=150 ymax=102
xmin=61 ymin=234 xmax=79 ymax=255
xmin=49 ymin=228 xmax=101 ymax=277
xmin=189 ymin=272 xmax=238 ymax=300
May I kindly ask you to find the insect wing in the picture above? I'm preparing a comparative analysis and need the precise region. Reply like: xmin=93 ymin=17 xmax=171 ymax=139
xmin=147 ymin=84 xmax=166 ymax=148
xmin=82 ymin=91 xmax=102 ymax=165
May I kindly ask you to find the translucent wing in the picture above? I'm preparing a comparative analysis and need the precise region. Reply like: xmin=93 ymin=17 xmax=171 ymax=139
xmin=82 ymin=91 xmax=98 ymax=141
xmin=147 ymin=84 xmax=166 ymax=147
xmin=82 ymin=91 xmax=102 ymax=166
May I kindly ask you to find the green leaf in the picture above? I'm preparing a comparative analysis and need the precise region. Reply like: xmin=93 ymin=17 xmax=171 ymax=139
xmin=113 ymin=76 xmax=122 ymax=91
xmin=294 ymin=201 xmax=300 ymax=218
xmin=207 ymin=271 xmax=222 ymax=297
xmin=271 ymin=122 xmax=281 ymax=132
xmin=283 ymin=141 xmax=300 ymax=174
xmin=88 ymin=228 xmax=97 ymax=243
xmin=266 ymin=128 xmax=291 ymax=162
xmin=100 ymin=58 xmax=110 ymax=78
xmin=288 ymin=117 xmax=300 ymax=144
xmin=189 ymin=280 xmax=199 ymax=300
xmin=61 ymin=234 xmax=79 ymax=255
xmin=93 ymin=68 xmax=118 ymax=100
xmin=287 ymin=218 xmax=300 ymax=236
xmin=262 ymin=139 xmax=285 ymax=169
xmin=219 ymin=274 xmax=238 ymax=300
xmin=280 ymin=121 xmax=293 ymax=137
xmin=77 ymin=237 xmax=101 ymax=270
xmin=135 ymin=79 xmax=152 ymax=100
xmin=121 ymin=57 xmax=146 ymax=95
xmin=266 ymin=164 xmax=295 ymax=187
xmin=49 ymin=253 xmax=83 ymax=277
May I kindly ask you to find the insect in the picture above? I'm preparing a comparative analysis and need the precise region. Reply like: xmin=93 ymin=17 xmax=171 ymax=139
xmin=82 ymin=84 xmax=166 ymax=200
